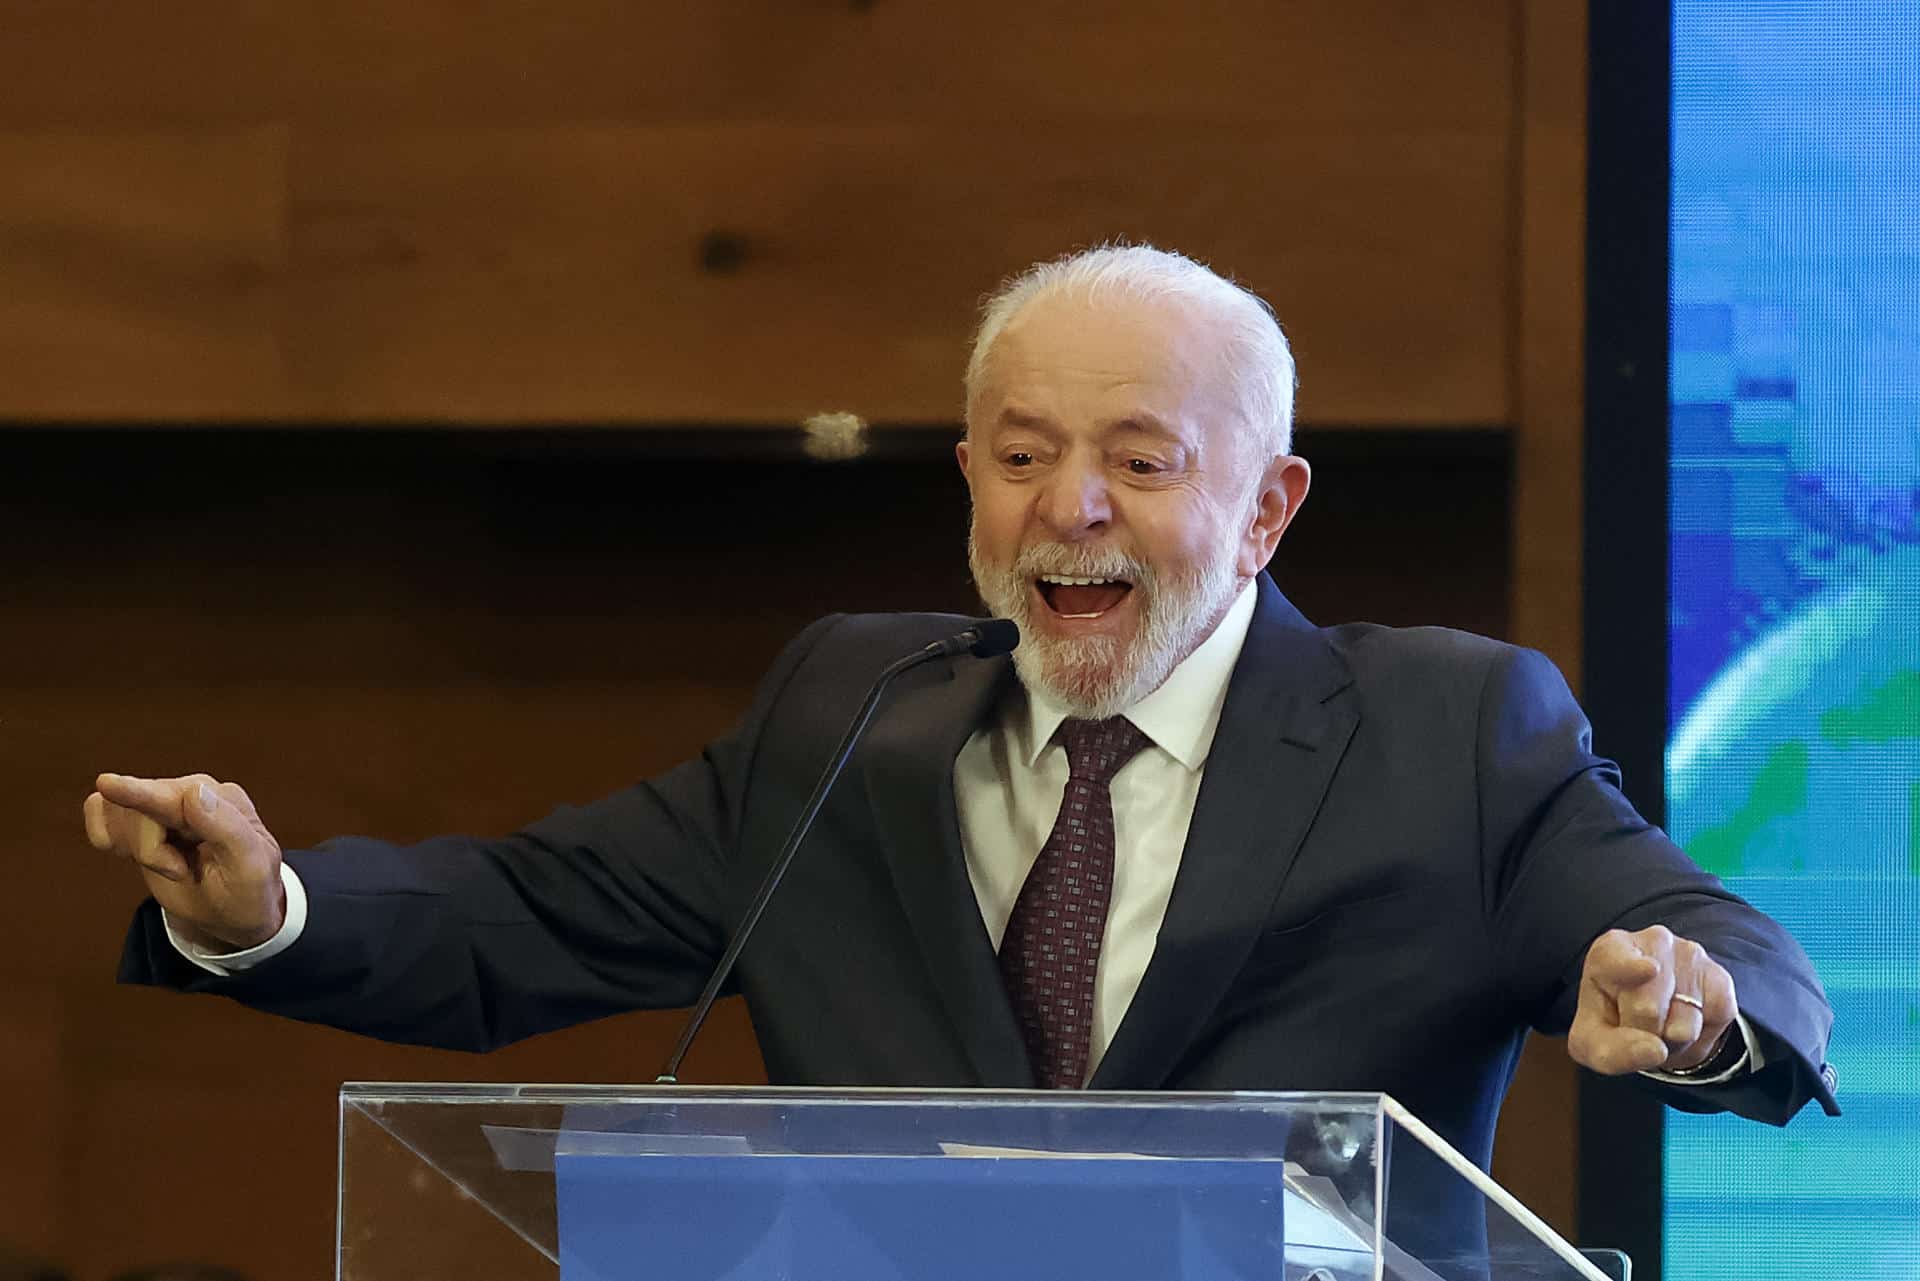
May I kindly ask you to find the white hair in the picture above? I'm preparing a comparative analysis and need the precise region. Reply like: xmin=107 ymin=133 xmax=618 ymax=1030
xmin=962 ymin=243 xmax=1298 ymax=458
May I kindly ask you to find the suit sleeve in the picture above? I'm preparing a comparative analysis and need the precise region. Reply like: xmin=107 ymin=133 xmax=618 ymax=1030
xmin=116 ymin=614 xmax=847 ymax=1052
xmin=1477 ymin=644 xmax=1839 ymax=1122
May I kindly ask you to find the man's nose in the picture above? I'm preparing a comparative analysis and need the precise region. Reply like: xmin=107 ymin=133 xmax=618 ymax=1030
xmin=1038 ymin=461 xmax=1112 ymax=537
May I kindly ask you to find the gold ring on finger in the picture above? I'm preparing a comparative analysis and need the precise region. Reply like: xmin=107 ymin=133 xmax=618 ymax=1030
xmin=1672 ymin=992 xmax=1705 ymax=1011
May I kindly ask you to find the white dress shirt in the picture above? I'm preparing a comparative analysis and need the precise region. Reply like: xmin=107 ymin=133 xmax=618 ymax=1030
xmin=168 ymin=579 xmax=1753 ymax=1083
xmin=953 ymin=581 xmax=1258 ymax=1076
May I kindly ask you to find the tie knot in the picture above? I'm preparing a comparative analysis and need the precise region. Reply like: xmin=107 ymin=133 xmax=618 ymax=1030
xmin=1058 ymin=717 xmax=1151 ymax=785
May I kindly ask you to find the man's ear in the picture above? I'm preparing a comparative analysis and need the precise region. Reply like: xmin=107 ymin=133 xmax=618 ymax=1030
xmin=1238 ymin=454 xmax=1312 ymax=576
xmin=955 ymin=437 xmax=971 ymax=478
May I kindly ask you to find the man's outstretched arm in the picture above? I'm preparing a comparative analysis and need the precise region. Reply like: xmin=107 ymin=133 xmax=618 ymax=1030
xmin=1477 ymin=643 xmax=1838 ymax=1122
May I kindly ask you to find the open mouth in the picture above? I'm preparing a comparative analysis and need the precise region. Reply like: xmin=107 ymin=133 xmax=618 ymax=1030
xmin=1035 ymin=574 xmax=1134 ymax=619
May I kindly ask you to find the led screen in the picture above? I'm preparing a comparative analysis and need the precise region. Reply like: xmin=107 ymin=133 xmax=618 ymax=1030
xmin=1666 ymin=3 xmax=1919 ymax=1277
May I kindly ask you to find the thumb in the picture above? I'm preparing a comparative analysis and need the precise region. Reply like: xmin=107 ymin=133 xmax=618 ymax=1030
xmin=182 ymin=781 xmax=254 ymax=853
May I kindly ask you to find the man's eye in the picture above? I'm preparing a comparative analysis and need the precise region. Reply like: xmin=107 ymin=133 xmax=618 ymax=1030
xmin=1126 ymin=458 xmax=1161 ymax=475
xmin=1005 ymin=452 xmax=1034 ymax=467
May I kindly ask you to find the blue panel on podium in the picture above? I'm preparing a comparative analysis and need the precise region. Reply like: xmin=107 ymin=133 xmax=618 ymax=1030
xmin=555 ymin=1151 xmax=1286 ymax=1281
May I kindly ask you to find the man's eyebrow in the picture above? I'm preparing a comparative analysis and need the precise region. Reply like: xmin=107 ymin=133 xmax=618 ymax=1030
xmin=996 ymin=407 xmax=1061 ymax=431
xmin=993 ymin=407 xmax=1182 ymax=441
xmin=1103 ymin=412 xmax=1181 ymax=441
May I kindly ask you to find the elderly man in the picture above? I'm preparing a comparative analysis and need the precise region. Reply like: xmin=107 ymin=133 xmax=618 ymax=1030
xmin=89 ymin=246 xmax=1836 ymax=1178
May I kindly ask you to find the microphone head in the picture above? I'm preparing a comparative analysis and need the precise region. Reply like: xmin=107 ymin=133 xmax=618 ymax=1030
xmin=969 ymin=618 xmax=1020 ymax=658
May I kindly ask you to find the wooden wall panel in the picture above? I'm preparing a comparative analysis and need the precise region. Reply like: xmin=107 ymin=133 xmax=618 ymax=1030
xmin=0 ymin=130 xmax=287 ymax=417
xmin=1512 ymin=0 xmax=1590 ymax=678
xmin=0 ymin=4 xmax=1510 ymax=131
xmin=281 ymin=123 xmax=1507 ymax=423
xmin=0 ymin=2 xmax=1517 ymax=424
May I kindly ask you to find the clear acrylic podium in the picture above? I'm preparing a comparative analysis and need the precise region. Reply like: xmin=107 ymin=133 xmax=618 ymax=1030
xmin=339 ymin=1084 xmax=1626 ymax=1281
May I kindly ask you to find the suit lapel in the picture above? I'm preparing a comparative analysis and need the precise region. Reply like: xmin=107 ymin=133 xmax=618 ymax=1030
xmin=1091 ymin=576 xmax=1359 ymax=1089
xmin=862 ymin=647 xmax=1036 ymax=1087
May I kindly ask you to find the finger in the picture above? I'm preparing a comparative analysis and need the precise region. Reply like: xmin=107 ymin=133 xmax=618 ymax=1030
xmin=1666 ymin=954 xmax=1740 ymax=1070
xmin=1569 ymin=1022 xmax=1673 ymax=1075
xmin=111 ymin=811 xmax=191 ymax=883
xmin=1570 ymin=962 xmax=1669 ymax=1075
xmin=1611 ymin=927 xmax=1679 ymax=1035
xmin=216 ymin=779 xmax=259 ymax=821
xmin=1586 ymin=952 xmax=1672 ymax=1038
xmin=95 ymin=799 xmax=191 ymax=880
xmin=1662 ymin=994 xmax=1705 ymax=1049
xmin=1661 ymin=939 xmax=1710 ymax=1046
xmin=95 ymin=773 xmax=195 ymax=832
xmin=97 ymin=772 xmax=238 ymax=847
xmin=99 ymin=797 xmax=168 ymax=857
xmin=181 ymin=779 xmax=253 ymax=851
xmin=83 ymin=791 xmax=111 ymax=851
xmin=1583 ymin=930 xmax=1662 ymax=996
xmin=1702 ymin=956 xmax=1738 ymax=1030
xmin=134 ymin=839 xmax=193 ymax=885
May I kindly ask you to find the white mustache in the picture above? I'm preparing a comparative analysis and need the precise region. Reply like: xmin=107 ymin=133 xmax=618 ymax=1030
xmin=1010 ymin=544 xmax=1153 ymax=585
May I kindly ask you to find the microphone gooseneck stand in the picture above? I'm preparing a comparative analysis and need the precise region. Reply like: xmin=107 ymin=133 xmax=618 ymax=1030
xmin=654 ymin=618 xmax=1019 ymax=1084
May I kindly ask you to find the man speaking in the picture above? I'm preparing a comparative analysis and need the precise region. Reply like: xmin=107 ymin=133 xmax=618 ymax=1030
xmin=85 ymin=245 xmax=1837 ymax=1179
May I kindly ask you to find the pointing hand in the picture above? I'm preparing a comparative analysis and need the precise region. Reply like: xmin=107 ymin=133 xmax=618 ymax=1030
xmin=84 ymin=773 xmax=286 ymax=952
xmin=1568 ymin=925 xmax=1738 ymax=1075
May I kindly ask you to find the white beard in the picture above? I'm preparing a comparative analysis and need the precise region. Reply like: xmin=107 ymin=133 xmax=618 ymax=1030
xmin=967 ymin=532 xmax=1243 ymax=719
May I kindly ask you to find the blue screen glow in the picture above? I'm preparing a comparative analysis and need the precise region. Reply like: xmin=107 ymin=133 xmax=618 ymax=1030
xmin=1666 ymin=3 xmax=1920 ymax=1277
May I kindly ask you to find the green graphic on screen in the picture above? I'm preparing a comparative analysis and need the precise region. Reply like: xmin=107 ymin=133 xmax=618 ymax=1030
xmin=1666 ymin=4 xmax=1919 ymax=1277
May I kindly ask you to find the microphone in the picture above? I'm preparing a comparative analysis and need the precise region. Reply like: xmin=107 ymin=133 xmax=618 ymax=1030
xmin=928 ymin=617 xmax=1019 ymax=660
xmin=655 ymin=618 xmax=1019 ymax=1083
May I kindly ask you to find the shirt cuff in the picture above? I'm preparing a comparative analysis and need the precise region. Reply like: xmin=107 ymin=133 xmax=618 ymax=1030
xmin=162 ymin=862 xmax=309 ymax=977
xmin=1643 ymin=1010 xmax=1764 ymax=1086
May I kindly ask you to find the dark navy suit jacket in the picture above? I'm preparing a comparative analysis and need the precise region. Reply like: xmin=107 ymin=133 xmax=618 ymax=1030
xmin=122 ymin=576 xmax=1838 ymax=1174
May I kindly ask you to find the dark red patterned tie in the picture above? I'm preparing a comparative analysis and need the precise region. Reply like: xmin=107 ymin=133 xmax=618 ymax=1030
xmin=999 ymin=716 xmax=1152 ymax=1088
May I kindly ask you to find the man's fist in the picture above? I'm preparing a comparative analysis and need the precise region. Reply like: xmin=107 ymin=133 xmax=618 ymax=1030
xmin=1568 ymin=925 xmax=1739 ymax=1075
xmin=83 ymin=773 xmax=286 ymax=952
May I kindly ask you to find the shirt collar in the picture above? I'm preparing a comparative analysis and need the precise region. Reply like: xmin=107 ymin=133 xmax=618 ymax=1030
xmin=1016 ymin=579 xmax=1259 ymax=771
